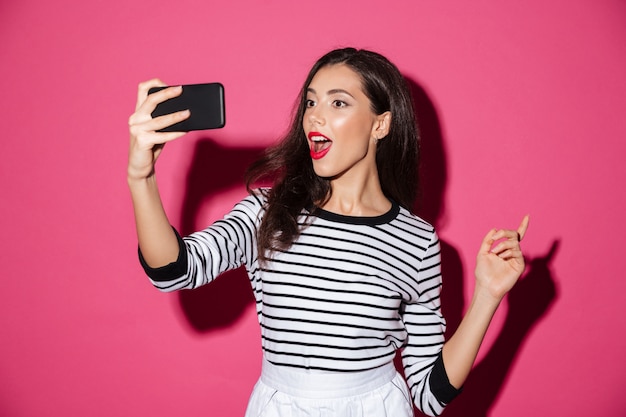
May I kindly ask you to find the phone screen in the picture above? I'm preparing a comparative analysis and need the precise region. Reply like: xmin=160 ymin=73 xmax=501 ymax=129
xmin=148 ymin=83 xmax=225 ymax=132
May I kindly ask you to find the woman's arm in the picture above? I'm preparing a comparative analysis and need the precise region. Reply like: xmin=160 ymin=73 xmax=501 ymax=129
xmin=442 ymin=215 xmax=530 ymax=388
xmin=127 ymin=79 xmax=191 ymax=267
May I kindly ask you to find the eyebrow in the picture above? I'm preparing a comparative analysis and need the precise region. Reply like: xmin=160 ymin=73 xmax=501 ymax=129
xmin=306 ymin=87 xmax=356 ymax=98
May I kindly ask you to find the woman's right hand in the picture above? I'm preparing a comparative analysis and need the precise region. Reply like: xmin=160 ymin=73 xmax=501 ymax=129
xmin=127 ymin=79 xmax=191 ymax=181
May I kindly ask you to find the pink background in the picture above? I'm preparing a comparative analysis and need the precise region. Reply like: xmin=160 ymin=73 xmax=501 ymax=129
xmin=1 ymin=1 xmax=625 ymax=416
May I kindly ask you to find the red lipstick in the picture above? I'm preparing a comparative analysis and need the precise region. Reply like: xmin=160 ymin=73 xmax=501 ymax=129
xmin=308 ymin=131 xmax=332 ymax=160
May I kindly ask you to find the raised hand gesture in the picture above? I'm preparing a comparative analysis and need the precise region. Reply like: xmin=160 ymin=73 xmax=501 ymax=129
xmin=127 ymin=79 xmax=190 ymax=181
xmin=474 ymin=215 xmax=530 ymax=302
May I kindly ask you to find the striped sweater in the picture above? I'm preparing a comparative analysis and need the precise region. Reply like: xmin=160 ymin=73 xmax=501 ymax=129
xmin=140 ymin=190 xmax=459 ymax=416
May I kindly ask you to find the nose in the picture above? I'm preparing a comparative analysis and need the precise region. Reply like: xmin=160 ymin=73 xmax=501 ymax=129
xmin=307 ymin=105 xmax=324 ymax=127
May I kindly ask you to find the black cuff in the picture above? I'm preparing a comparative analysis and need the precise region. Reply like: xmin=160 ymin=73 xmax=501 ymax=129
xmin=429 ymin=352 xmax=462 ymax=405
xmin=138 ymin=228 xmax=188 ymax=282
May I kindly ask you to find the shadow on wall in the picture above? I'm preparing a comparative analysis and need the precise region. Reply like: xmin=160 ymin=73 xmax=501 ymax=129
xmin=403 ymin=78 xmax=560 ymax=416
xmin=176 ymin=139 xmax=262 ymax=331
xmin=443 ymin=240 xmax=559 ymax=417
xmin=173 ymin=77 xmax=559 ymax=417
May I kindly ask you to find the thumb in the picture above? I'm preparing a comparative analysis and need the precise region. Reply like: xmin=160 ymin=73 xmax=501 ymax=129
xmin=517 ymin=215 xmax=530 ymax=241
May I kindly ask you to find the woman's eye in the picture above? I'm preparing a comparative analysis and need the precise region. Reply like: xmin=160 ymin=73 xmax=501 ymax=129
xmin=305 ymin=99 xmax=315 ymax=108
xmin=332 ymin=100 xmax=347 ymax=108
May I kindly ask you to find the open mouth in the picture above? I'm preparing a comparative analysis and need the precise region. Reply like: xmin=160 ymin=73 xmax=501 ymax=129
xmin=308 ymin=132 xmax=332 ymax=159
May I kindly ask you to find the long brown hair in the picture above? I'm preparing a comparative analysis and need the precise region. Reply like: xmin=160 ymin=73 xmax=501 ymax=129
xmin=245 ymin=47 xmax=420 ymax=261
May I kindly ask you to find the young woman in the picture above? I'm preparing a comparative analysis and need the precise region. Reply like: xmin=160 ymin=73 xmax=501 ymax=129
xmin=128 ymin=48 xmax=529 ymax=417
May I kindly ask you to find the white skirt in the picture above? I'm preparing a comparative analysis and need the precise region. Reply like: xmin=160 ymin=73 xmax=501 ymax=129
xmin=244 ymin=358 xmax=414 ymax=417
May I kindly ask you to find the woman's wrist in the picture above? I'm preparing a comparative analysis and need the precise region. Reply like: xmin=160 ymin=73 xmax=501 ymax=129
xmin=470 ymin=283 xmax=504 ymax=312
xmin=127 ymin=168 xmax=156 ymax=187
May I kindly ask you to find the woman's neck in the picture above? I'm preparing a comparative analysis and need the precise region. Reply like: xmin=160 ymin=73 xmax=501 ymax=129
xmin=320 ymin=171 xmax=390 ymax=217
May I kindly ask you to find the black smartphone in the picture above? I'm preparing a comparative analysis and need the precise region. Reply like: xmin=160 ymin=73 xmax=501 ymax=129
xmin=148 ymin=83 xmax=225 ymax=132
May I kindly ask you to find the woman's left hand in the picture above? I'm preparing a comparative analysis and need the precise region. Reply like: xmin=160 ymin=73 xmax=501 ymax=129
xmin=474 ymin=215 xmax=530 ymax=302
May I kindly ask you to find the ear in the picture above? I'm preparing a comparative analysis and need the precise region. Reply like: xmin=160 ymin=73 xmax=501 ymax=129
xmin=372 ymin=111 xmax=391 ymax=140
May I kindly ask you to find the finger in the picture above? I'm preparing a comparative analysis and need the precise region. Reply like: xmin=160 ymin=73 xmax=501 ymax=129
xmin=479 ymin=228 xmax=498 ymax=255
xmin=136 ymin=79 xmax=167 ymax=111
xmin=139 ymin=85 xmax=184 ymax=115
xmin=517 ymin=215 xmax=530 ymax=241
xmin=490 ymin=215 xmax=530 ymax=243
xmin=495 ymin=248 xmax=523 ymax=261
xmin=148 ymin=109 xmax=191 ymax=133
xmin=130 ymin=110 xmax=191 ymax=142
xmin=490 ymin=237 xmax=520 ymax=255
xmin=490 ymin=227 xmax=521 ymax=244
xmin=129 ymin=106 xmax=189 ymax=129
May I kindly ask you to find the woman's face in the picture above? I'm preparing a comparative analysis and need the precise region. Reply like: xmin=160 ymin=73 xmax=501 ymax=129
xmin=302 ymin=64 xmax=389 ymax=181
